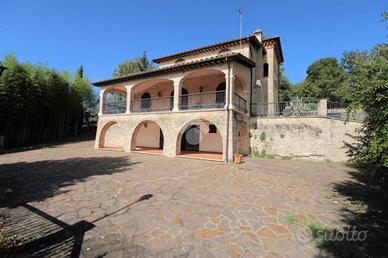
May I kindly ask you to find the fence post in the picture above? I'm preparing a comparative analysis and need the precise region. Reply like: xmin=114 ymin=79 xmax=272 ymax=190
xmin=318 ymin=99 xmax=328 ymax=117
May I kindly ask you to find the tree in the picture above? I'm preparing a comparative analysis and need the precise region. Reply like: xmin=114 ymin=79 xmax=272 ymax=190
xmin=299 ymin=58 xmax=349 ymax=101
xmin=278 ymin=67 xmax=301 ymax=101
xmin=76 ymin=65 xmax=83 ymax=78
xmin=112 ymin=51 xmax=154 ymax=78
xmin=346 ymin=44 xmax=388 ymax=192
xmin=0 ymin=54 xmax=95 ymax=148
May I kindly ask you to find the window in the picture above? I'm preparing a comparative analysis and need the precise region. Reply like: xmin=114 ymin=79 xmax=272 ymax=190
xmin=175 ymin=58 xmax=185 ymax=64
xmin=263 ymin=63 xmax=269 ymax=77
xmin=209 ymin=124 xmax=217 ymax=133
xmin=218 ymin=48 xmax=231 ymax=54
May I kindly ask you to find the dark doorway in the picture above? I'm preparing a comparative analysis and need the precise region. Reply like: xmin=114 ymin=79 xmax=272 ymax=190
xmin=216 ymin=82 xmax=226 ymax=107
xmin=180 ymin=88 xmax=189 ymax=110
xmin=170 ymin=90 xmax=174 ymax=110
xmin=181 ymin=125 xmax=200 ymax=151
xmin=159 ymin=129 xmax=164 ymax=149
xmin=141 ymin=92 xmax=151 ymax=110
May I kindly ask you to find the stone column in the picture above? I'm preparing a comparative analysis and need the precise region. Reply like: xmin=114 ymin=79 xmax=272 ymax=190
xmin=318 ymin=98 xmax=328 ymax=117
xmin=125 ymin=85 xmax=132 ymax=114
xmin=98 ymin=88 xmax=106 ymax=115
xmin=225 ymin=73 xmax=235 ymax=110
xmin=173 ymin=78 xmax=181 ymax=111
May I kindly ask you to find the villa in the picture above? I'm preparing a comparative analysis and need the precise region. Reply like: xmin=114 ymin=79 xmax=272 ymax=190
xmin=93 ymin=29 xmax=283 ymax=162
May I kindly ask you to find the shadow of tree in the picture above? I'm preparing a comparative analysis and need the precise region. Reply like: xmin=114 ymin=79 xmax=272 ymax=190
xmin=1 ymin=203 xmax=95 ymax=257
xmin=0 ymin=156 xmax=139 ymax=207
xmin=0 ymin=155 xmax=141 ymax=257
xmin=315 ymin=168 xmax=388 ymax=257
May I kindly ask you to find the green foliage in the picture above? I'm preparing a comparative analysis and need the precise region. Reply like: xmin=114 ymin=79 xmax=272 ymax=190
xmin=251 ymin=148 xmax=274 ymax=159
xmin=278 ymin=66 xmax=301 ymax=101
xmin=345 ymin=44 xmax=388 ymax=191
xmin=112 ymin=51 xmax=154 ymax=78
xmin=0 ymin=54 xmax=95 ymax=148
xmin=259 ymin=131 xmax=266 ymax=142
xmin=299 ymin=58 xmax=349 ymax=101
xmin=76 ymin=65 xmax=83 ymax=78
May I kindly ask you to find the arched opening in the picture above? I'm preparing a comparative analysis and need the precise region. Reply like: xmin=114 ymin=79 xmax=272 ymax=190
xmin=180 ymin=69 xmax=225 ymax=110
xmin=234 ymin=75 xmax=248 ymax=113
xmin=216 ymin=82 xmax=226 ymax=107
xmin=98 ymin=121 xmax=123 ymax=150
xmin=176 ymin=119 xmax=223 ymax=161
xmin=131 ymin=79 xmax=174 ymax=112
xmin=131 ymin=121 xmax=164 ymax=155
xmin=237 ymin=124 xmax=250 ymax=155
xmin=103 ymin=86 xmax=127 ymax=114
xmin=263 ymin=63 xmax=269 ymax=77
xmin=170 ymin=88 xmax=189 ymax=110
xmin=141 ymin=92 xmax=151 ymax=111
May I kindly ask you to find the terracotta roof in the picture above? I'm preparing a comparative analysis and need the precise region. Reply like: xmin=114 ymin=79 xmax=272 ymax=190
xmin=93 ymin=52 xmax=255 ymax=87
xmin=152 ymin=35 xmax=262 ymax=63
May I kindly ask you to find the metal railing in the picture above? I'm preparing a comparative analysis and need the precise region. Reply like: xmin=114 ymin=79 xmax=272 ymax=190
xmin=103 ymin=101 xmax=126 ymax=114
xmin=131 ymin=96 xmax=173 ymax=112
xmin=327 ymin=101 xmax=366 ymax=122
xmin=233 ymin=93 xmax=247 ymax=113
xmin=179 ymin=91 xmax=225 ymax=110
xmin=251 ymin=100 xmax=319 ymax=117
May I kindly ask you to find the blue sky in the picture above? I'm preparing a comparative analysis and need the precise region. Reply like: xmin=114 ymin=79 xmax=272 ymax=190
xmin=1 ymin=0 xmax=386 ymax=85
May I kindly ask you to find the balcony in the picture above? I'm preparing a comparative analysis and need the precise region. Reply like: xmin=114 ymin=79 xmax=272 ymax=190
xmin=179 ymin=91 xmax=225 ymax=110
xmin=131 ymin=96 xmax=173 ymax=112
xmin=103 ymin=101 xmax=126 ymax=114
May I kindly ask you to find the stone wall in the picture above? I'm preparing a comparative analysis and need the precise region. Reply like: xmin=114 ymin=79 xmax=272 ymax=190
xmin=249 ymin=117 xmax=362 ymax=161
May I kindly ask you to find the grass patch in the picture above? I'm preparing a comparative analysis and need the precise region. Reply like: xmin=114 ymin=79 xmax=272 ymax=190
xmin=251 ymin=149 xmax=274 ymax=159
xmin=0 ymin=214 xmax=21 ymax=253
xmin=260 ymin=132 xmax=266 ymax=142
xmin=286 ymin=212 xmax=366 ymax=258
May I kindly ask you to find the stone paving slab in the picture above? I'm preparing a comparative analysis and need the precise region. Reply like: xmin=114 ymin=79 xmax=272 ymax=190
xmin=0 ymin=141 xmax=355 ymax=257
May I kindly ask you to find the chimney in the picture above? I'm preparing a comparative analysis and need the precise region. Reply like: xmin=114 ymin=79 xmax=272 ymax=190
xmin=254 ymin=28 xmax=263 ymax=43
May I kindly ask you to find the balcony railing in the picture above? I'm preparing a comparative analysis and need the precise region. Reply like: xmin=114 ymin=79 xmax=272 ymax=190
xmin=251 ymin=100 xmax=319 ymax=117
xmin=131 ymin=96 xmax=173 ymax=113
xmin=233 ymin=93 xmax=247 ymax=113
xmin=103 ymin=101 xmax=126 ymax=114
xmin=179 ymin=91 xmax=225 ymax=110
xmin=327 ymin=101 xmax=367 ymax=122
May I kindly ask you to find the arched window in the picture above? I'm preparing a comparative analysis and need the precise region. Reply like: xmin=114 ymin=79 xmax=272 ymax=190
xmin=263 ymin=63 xmax=269 ymax=77
xmin=175 ymin=58 xmax=185 ymax=64
xmin=218 ymin=48 xmax=231 ymax=54
xmin=216 ymin=82 xmax=226 ymax=107
xmin=141 ymin=92 xmax=151 ymax=110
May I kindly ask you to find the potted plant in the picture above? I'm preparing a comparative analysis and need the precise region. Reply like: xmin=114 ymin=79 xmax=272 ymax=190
xmin=234 ymin=150 xmax=243 ymax=164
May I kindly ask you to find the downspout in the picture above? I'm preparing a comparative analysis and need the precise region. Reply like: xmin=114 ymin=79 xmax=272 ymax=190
xmin=225 ymin=58 xmax=231 ymax=162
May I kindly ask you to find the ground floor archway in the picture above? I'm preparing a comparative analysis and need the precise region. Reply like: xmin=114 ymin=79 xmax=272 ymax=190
xmin=131 ymin=120 xmax=164 ymax=155
xmin=176 ymin=119 xmax=223 ymax=161
xmin=98 ymin=121 xmax=124 ymax=150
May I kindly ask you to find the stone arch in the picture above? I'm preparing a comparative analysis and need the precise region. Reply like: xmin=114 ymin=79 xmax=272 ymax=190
xmin=176 ymin=118 xmax=223 ymax=158
xmin=234 ymin=74 xmax=249 ymax=103
xmin=181 ymin=68 xmax=226 ymax=93
xmin=102 ymin=86 xmax=127 ymax=114
xmin=237 ymin=123 xmax=250 ymax=155
xmin=131 ymin=120 xmax=165 ymax=153
xmin=98 ymin=121 xmax=123 ymax=149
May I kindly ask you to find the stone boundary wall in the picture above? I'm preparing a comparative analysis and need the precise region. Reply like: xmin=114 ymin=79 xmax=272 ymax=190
xmin=249 ymin=117 xmax=362 ymax=161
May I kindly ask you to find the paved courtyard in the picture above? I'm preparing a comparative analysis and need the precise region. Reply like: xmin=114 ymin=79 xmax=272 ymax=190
xmin=0 ymin=140 xmax=357 ymax=257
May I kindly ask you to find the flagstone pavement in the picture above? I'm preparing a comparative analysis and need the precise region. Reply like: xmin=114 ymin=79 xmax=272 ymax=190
xmin=0 ymin=140 xmax=355 ymax=257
